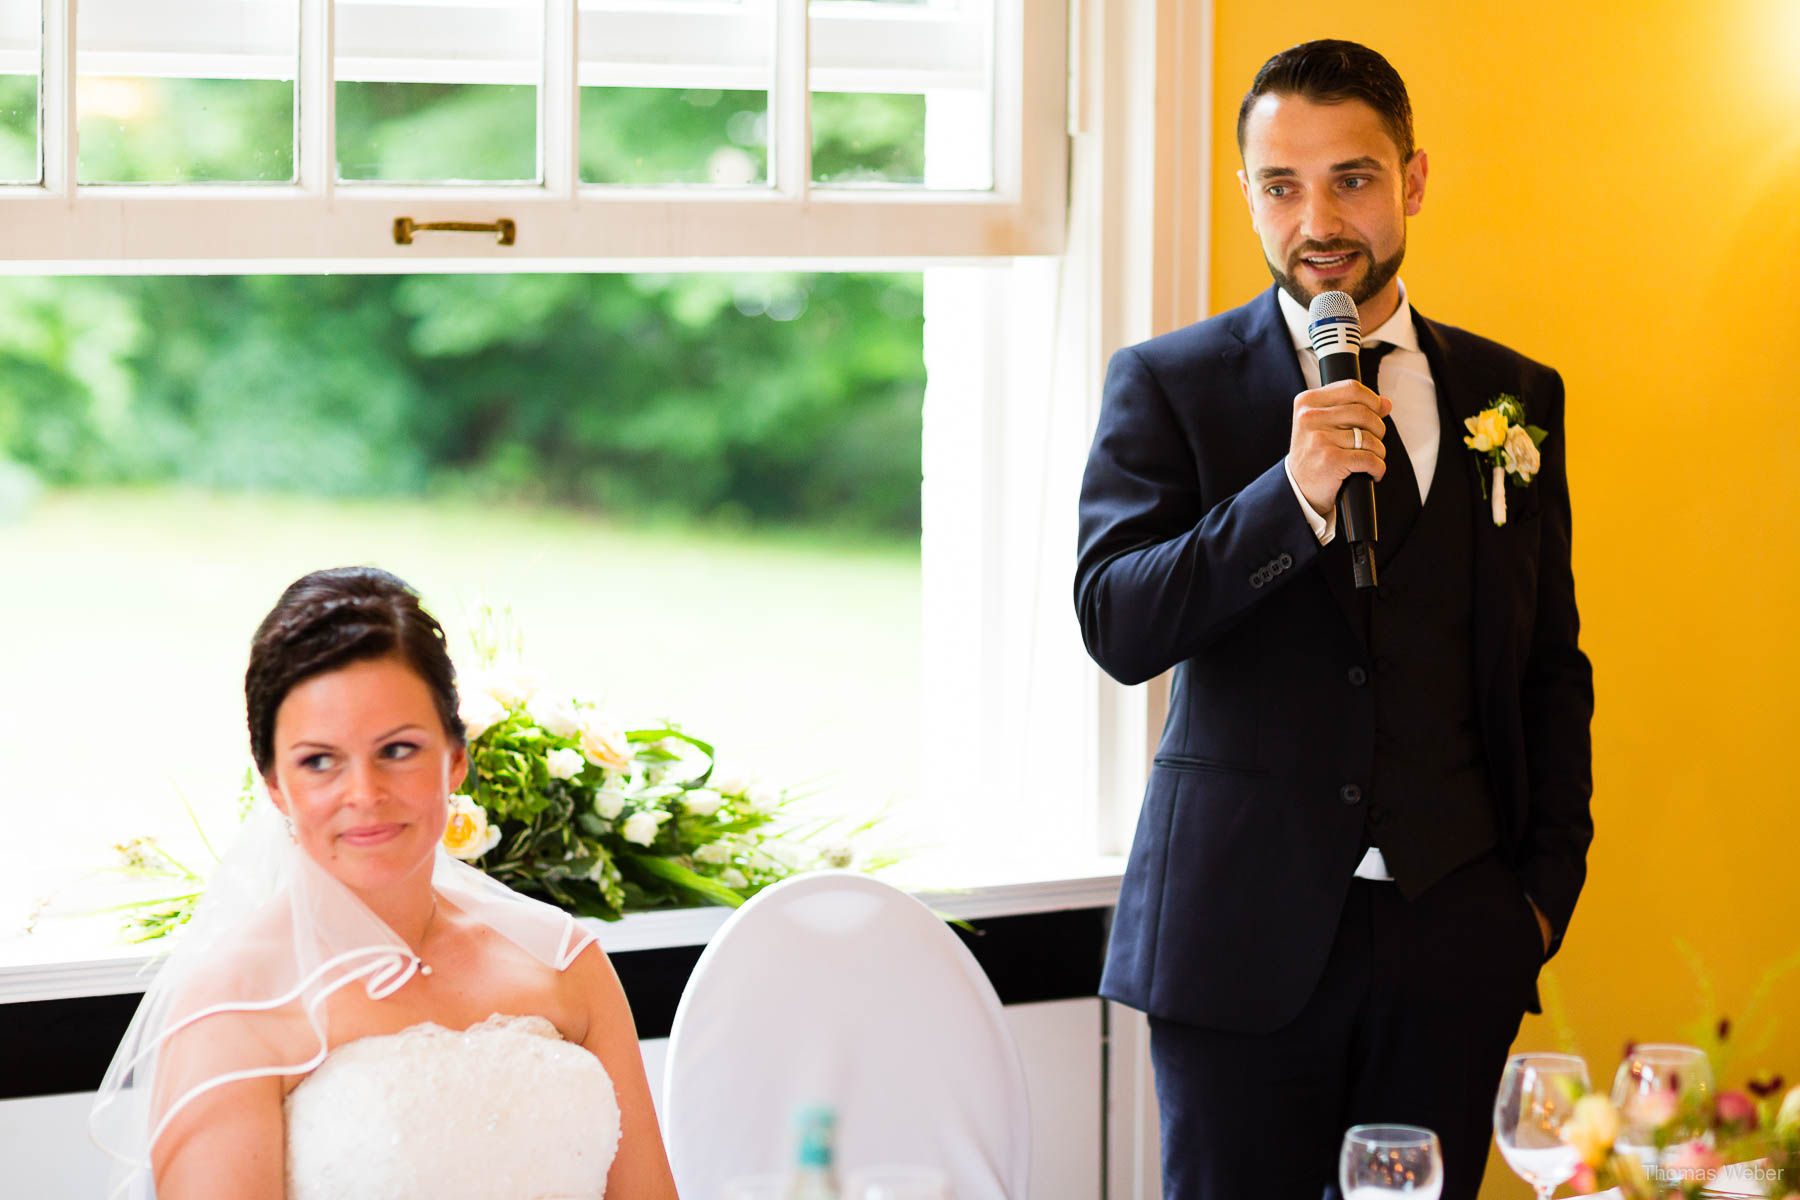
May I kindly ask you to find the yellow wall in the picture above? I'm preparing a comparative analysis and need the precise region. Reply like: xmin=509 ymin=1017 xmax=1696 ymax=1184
xmin=1206 ymin=2 xmax=1800 ymax=1194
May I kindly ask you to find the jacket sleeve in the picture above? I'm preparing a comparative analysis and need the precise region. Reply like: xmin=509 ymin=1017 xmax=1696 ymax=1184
xmin=1074 ymin=344 xmax=1322 ymax=686
xmin=1514 ymin=367 xmax=1595 ymax=958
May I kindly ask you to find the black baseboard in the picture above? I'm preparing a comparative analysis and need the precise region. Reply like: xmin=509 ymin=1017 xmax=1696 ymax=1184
xmin=0 ymin=907 xmax=1109 ymax=1100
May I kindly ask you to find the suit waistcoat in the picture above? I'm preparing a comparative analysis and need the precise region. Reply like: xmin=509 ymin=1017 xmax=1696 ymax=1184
xmin=1330 ymin=371 xmax=1498 ymax=899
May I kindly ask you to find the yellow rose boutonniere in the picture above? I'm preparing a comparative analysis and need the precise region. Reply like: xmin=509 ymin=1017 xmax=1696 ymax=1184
xmin=1463 ymin=393 xmax=1548 ymax=526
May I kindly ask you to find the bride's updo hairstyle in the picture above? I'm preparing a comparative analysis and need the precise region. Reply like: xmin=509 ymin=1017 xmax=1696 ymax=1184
xmin=246 ymin=566 xmax=466 ymax=773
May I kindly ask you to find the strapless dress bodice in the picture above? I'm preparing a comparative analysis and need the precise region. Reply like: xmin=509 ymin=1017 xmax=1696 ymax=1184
xmin=283 ymin=1013 xmax=620 ymax=1200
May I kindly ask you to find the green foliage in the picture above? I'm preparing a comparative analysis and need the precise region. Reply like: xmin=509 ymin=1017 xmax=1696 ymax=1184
xmin=77 ymin=77 xmax=294 ymax=183
xmin=581 ymin=87 xmax=767 ymax=185
xmin=0 ymin=73 xmax=36 ymax=181
xmin=0 ymin=81 xmax=929 ymax=531
xmin=813 ymin=92 xmax=927 ymax=184
xmin=336 ymin=82 xmax=536 ymax=182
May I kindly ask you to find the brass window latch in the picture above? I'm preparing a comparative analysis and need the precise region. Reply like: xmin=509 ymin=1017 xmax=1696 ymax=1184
xmin=393 ymin=218 xmax=516 ymax=246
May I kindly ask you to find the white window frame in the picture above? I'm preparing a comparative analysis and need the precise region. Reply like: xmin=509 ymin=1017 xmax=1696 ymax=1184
xmin=0 ymin=0 xmax=1067 ymax=267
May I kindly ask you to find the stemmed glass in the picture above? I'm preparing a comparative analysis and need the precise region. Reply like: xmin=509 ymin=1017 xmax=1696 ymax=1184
xmin=1611 ymin=1043 xmax=1715 ymax=1174
xmin=1338 ymin=1125 xmax=1444 ymax=1199
xmin=845 ymin=1165 xmax=950 ymax=1200
xmin=1494 ymin=1052 xmax=1590 ymax=1200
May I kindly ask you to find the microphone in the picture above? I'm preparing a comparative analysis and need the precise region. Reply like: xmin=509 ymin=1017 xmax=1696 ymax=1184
xmin=1307 ymin=290 xmax=1378 ymax=590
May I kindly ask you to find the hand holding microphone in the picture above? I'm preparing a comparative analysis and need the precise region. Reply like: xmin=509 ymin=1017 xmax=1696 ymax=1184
xmin=1286 ymin=290 xmax=1389 ymax=588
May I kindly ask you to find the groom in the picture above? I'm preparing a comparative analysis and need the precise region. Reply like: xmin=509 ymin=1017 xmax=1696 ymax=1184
xmin=1074 ymin=40 xmax=1593 ymax=1200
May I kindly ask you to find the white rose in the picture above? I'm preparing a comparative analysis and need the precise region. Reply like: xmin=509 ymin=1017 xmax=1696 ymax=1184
xmin=745 ymin=784 xmax=783 ymax=814
xmin=479 ymin=665 xmax=541 ymax=709
xmin=529 ymin=694 xmax=582 ymax=738
xmin=594 ymin=788 xmax=628 ymax=820
xmin=682 ymin=788 xmax=724 ymax=817
xmin=1503 ymin=425 xmax=1541 ymax=482
xmin=710 ymin=772 xmax=751 ymax=796
xmin=719 ymin=868 xmax=749 ymax=890
xmin=762 ymin=841 xmax=812 ymax=871
xmin=459 ymin=691 xmax=507 ymax=743
xmin=546 ymin=747 xmax=585 ymax=781
xmin=695 ymin=841 xmax=732 ymax=865
xmin=621 ymin=810 xmax=670 ymax=846
xmin=578 ymin=715 xmax=633 ymax=772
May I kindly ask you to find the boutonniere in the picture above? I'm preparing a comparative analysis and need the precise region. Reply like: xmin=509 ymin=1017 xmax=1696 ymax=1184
xmin=1463 ymin=394 xmax=1547 ymax=526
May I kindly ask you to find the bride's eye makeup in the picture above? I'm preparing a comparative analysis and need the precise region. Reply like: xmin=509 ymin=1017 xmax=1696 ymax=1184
xmin=299 ymin=751 xmax=336 ymax=772
xmin=380 ymin=741 xmax=421 ymax=761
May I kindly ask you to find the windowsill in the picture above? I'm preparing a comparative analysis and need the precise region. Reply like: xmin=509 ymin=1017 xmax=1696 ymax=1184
xmin=0 ymin=859 xmax=1125 ymax=1005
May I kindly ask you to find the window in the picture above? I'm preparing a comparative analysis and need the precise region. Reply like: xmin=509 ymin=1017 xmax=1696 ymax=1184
xmin=2 ymin=0 xmax=1067 ymax=265
xmin=2 ymin=0 xmax=1100 ymax=925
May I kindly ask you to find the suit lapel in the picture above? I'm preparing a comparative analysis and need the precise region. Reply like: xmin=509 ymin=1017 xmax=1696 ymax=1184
xmin=1228 ymin=289 xmax=1368 ymax=646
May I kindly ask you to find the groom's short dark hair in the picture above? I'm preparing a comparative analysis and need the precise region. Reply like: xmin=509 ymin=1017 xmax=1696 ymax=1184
xmin=1237 ymin=39 xmax=1415 ymax=166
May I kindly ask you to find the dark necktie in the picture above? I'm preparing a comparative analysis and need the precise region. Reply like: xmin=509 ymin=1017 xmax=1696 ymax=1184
xmin=1360 ymin=341 xmax=1421 ymax=561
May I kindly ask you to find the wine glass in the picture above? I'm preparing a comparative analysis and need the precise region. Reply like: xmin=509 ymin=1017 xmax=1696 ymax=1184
xmin=1494 ymin=1052 xmax=1589 ymax=1200
xmin=845 ymin=1165 xmax=951 ymax=1200
xmin=1339 ymin=1124 xmax=1443 ymax=1199
xmin=720 ymin=1174 xmax=787 ymax=1200
xmin=1611 ymin=1043 xmax=1715 ymax=1174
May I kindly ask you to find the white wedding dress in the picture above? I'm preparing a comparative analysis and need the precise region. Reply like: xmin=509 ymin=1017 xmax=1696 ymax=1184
xmin=283 ymin=1014 xmax=621 ymax=1200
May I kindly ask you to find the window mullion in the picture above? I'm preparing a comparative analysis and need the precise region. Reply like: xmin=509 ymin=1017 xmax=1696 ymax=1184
xmin=542 ymin=0 xmax=575 ymax=196
xmin=43 ymin=0 xmax=71 ymax=193
xmin=300 ymin=0 xmax=334 ymax=197
xmin=773 ymin=0 xmax=808 ymax=201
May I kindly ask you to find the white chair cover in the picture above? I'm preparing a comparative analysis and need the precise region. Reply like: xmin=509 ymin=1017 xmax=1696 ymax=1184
xmin=662 ymin=872 xmax=1030 ymax=1200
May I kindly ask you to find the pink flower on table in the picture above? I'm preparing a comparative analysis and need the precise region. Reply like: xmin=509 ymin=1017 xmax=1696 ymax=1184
xmin=1626 ymin=1086 xmax=1680 ymax=1130
xmin=1566 ymin=1163 xmax=1598 ymax=1195
xmin=1715 ymin=1089 xmax=1758 ymax=1130
xmin=1663 ymin=1141 xmax=1725 ymax=1178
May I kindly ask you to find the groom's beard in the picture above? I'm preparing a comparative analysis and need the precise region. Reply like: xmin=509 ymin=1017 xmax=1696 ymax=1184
xmin=1267 ymin=234 xmax=1406 ymax=311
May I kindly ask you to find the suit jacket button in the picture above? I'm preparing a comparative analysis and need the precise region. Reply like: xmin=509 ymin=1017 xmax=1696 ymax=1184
xmin=1340 ymin=784 xmax=1363 ymax=805
xmin=1279 ymin=552 xmax=1293 ymax=568
xmin=1369 ymin=804 xmax=1388 ymax=826
xmin=1347 ymin=666 xmax=1368 ymax=686
xmin=1250 ymin=572 xmax=1264 ymax=588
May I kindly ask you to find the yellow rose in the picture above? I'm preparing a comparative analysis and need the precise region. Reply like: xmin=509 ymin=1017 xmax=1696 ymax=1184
xmin=1559 ymin=1093 xmax=1623 ymax=1168
xmin=442 ymin=794 xmax=499 ymax=860
xmin=1463 ymin=407 xmax=1510 ymax=453
xmin=1777 ymin=1084 xmax=1800 ymax=1135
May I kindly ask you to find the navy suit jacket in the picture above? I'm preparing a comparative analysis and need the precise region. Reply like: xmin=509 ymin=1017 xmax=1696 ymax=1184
xmin=1075 ymin=287 xmax=1593 ymax=1033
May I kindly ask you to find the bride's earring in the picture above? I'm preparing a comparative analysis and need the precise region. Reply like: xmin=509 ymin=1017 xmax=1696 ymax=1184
xmin=283 ymin=814 xmax=297 ymax=840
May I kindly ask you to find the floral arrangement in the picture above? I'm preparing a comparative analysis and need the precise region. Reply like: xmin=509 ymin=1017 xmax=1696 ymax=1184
xmin=1556 ymin=1061 xmax=1800 ymax=1198
xmin=447 ymin=655 xmax=883 ymax=921
xmin=1463 ymin=392 xmax=1546 ymax=526
xmin=93 ymin=618 xmax=886 ymax=940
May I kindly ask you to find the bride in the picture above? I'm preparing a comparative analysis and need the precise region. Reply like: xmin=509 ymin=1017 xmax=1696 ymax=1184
xmin=90 ymin=566 xmax=680 ymax=1199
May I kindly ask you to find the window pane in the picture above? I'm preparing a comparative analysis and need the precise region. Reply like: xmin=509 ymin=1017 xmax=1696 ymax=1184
xmin=0 ymin=273 xmax=923 ymax=895
xmin=810 ymin=0 xmax=992 ymax=189
xmin=581 ymin=88 xmax=769 ymax=186
xmin=811 ymin=91 xmax=924 ymax=185
xmin=76 ymin=0 xmax=297 ymax=184
xmin=577 ymin=0 xmax=771 ymax=187
xmin=0 ymin=1 xmax=38 ymax=184
xmin=336 ymin=0 xmax=541 ymax=183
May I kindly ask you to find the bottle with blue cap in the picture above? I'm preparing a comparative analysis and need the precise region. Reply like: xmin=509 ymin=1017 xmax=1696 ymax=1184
xmin=788 ymin=1104 xmax=839 ymax=1200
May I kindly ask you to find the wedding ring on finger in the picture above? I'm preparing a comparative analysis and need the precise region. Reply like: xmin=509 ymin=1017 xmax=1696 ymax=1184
xmin=1353 ymin=428 xmax=1363 ymax=450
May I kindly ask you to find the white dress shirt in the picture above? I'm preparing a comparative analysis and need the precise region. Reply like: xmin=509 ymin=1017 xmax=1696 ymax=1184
xmin=1279 ymin=280 xmax=1439 ymax=544
xmin=1274 ymin=282 xmax=1442 ymax=882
